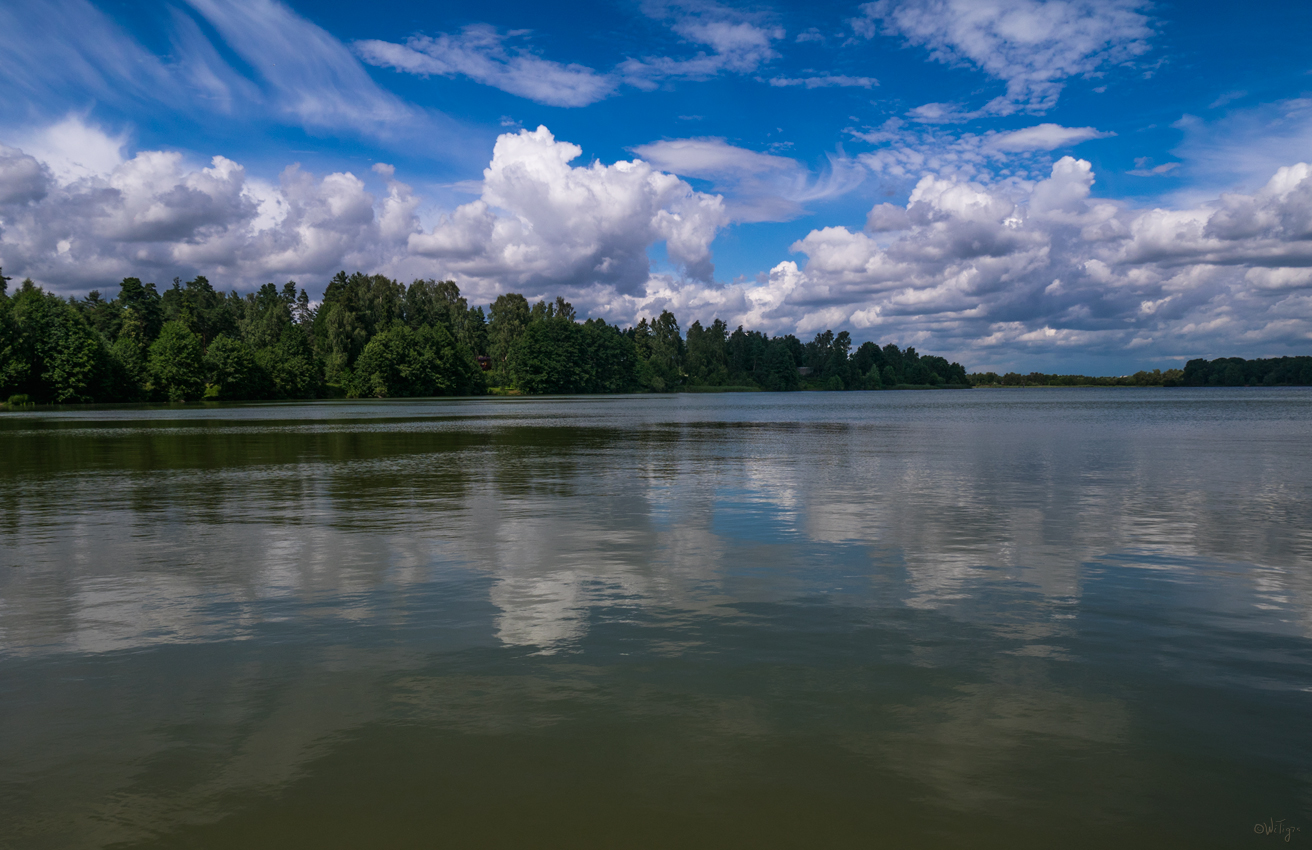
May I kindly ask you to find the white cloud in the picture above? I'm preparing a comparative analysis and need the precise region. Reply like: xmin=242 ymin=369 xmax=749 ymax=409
xmin=408 ymin=126 xmax=729 ymax=290
xmin=632 ymin=137 xmax=865 ymax=222
xmin=354 ymin=25 xmax=617 ymax=108
xmin=1170 ymin=98 xmax=1312 ymax=202
xmin=854 ymin=0 xmax=1153 ymax=115
xmin=988 ymin=123 xmax=1113 ymax=152
xmin=9 ymin=116 xmax=127 ymax=184
xmin=0 ymin=117 xmax=391 ymax=288
xmin=0 ymin=0 xmax=426 ymax=142
xmin=357 ymin=9 xmax=786 ymax=105
xmin=619 ymin=9 xmax=784 ymax=88
xmin=577 ymin=156 xmax=1312 ymax=365
xmin=1127 ymin=158 xmax=1180 ymax=177
xmin=183 ymin=0 xmax=413 ymax=130
xmin=768 ymin=75 xmax=878 ymax=89
xmin=849 ymin=122 xmax=1111 ymax=186
xmin=6 ymin=121 xmax=1312 ymax=368
xmin=0 ymin=0 xmax=178 ymax=111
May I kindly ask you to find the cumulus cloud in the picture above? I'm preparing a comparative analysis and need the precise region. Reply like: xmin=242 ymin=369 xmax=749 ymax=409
xmin=0 ymin=118 xmax=396 ymax=288
xmin=409 ymin=126 xmax=728 ymax=289
xmin=355 ymin=25 xmax=617 ymax=108
xmin=561 ymin=156 xmax=1312 ymax=366
xmin=5 ymin=118 xmax=1312 ymax=368
xmin=678 ymin=156 xmax=1312 ymax=364
xmin=0 ymin=146 xmax=51 ymax=206
xmin=854 ymin=0 xmax=1153 ymax=115
xmin=632 ymin=137 xmax=865 ymax=222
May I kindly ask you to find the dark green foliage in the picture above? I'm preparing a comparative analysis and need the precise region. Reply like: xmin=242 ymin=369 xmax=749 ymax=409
xmin=148 ymin=321 xmax=206 ymax=402
xmin=488 ymin=293 xmax=531 ymax=385
xmin=1179 ymin=356 xmax=1312 ymax=387
xmin=22 ymin=267 xmax=1246 ymax=407
xmin=760 ymin=337 xmax=801 ymax=391
xmin=627 ymin=310 xmax=685 ymax=391
xmin=116 ymin=278 xmax=163 ymax=342
xmin=7 ymin=281 xmax=108 ymax=403
xmin=204 ymin=335 xmax=271 ymax=400
xmin=685 ymin=319 xmax=730 ymax=386
xmin=262 ymin=326 xmax=324 ymax=399
xmin=0 ymin=289 xmax=29 ymax=395
xmin=239 ymin=283 xmax=294 ymax=350
xmin=162 ymin=276 xmax=238 ymax=346
xmin=349 ymin=322 xmax=483 ymax=398
xmin=509 ymin=317 xmax=638 ymax=394
xmin=971 ymin=368 xmax=1187 ymax=387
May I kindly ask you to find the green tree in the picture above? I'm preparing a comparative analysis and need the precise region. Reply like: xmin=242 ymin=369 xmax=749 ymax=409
xmin=257 ymin=326 xmax=323 ymax=399
xmin=0 ymin=287 xmax=30 ymax=397
xmin=509 ymin=317 xmax=586 ymax=394
xmin=148 ymin=321 xmax=206 ymax=401
xmin=10 ymin=281 xmax=108 ymax=403
xmin=115 ymin=278 xmax=163 ymax=343
xmin=685 ymin=319 xmax=730 ymax=386
xmin=239 ymin=283 xmax=293 ymax=350
xmin=108 ymin=308 xmax=150 ymax=401
xmin=488 ymin=293 xmax=531 ymax=385
xmin=349 ymin=322 xmax=483 ymax=398
xmin=204 ymin=335 xmax=271 ymax=400
xmin=760 ymin=337 xmax=800 ymax=391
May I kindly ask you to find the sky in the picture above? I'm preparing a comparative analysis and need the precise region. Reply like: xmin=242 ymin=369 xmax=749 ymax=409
xmin=1 ymin=0 xmax=1311 ymax=372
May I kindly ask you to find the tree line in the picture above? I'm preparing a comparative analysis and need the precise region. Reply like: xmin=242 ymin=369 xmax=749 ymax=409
xmin=1179 ymin=356 xmax=1312 ymax=387
xmin=0 ymin=268 xmax=970 ymax=404
xmin=970 ymin=357 xmax=1312 ymax=388
xmin=968 ymin=369 xmax=1186 ymax=387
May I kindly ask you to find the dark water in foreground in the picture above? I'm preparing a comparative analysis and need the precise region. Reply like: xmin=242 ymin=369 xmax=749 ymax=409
xmin=1 ymin=389 xmax=1310 ymax=849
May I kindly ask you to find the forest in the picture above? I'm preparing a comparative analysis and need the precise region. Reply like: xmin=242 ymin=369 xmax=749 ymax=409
xmin=0 ymin=270 xmax=970 ymax=404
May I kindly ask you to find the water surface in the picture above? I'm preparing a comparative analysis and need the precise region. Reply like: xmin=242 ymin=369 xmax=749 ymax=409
xmin=2 ymin=389 xmax=1310 ymax=848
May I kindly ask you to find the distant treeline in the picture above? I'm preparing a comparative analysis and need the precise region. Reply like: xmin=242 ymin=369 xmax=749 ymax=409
xmin=971 ymin=357 xmax=1312 ymax=388
xmin=968 ymin=369 xmax=1185 ymax=387
xmin=0 ymin=270 xmax=969 ymax=404
xmin=1179 ymin=357 xmax=1312 ymax=387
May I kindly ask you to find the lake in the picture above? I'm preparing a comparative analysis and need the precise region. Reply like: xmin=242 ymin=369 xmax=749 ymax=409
xmin=1 ymin=389 xmax=1310 ymax=849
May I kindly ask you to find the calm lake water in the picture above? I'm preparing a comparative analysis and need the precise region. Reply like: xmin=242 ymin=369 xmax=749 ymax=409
xmin=2 ymin=389 xmax=1310 ymax=849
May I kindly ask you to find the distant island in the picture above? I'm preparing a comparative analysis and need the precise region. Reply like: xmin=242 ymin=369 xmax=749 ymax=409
xmin=1 ymin=269 xmax=1307 ymax=406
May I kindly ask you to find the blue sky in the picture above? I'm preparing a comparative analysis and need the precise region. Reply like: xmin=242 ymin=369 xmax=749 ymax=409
xmin=2 ymin=0 xmax=1311 ymax=372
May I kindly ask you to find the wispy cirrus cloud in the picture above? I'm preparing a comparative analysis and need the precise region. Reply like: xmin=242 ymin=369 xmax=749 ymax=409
xmin=632 ymin=137 xmax=865 ymax=222
xmin=853 ymin=0 xmax=1154 ymax=117
xmin=0 ymin=0 xmax=430 ymax=142
xmin=768 ymin=75 xmax=878 ymax=89
xmin=354 ymin=26 xmax=617 ymax=108
xmin=183 ymin=0 xmax=415 ymax=130
xmin=358 ymin=5 xmax=787 ymax=106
